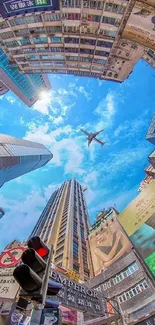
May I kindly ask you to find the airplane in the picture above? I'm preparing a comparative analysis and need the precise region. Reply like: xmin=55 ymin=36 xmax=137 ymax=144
xmin=80 ymin=128 xmax=105 ymax=147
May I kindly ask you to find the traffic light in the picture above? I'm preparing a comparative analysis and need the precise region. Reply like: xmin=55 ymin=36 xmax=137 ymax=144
xmin=13 ymin=236 xmax=63 ymax=306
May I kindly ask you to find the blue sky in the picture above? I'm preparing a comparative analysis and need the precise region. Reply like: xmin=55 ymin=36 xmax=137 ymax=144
xmin=0 ymin=59 xmax=155 ymax=252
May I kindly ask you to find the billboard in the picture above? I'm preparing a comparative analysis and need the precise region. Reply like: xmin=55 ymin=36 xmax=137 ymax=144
xmin=123 ymin=1 xmax=155 ymax=50
xmin=118 ymin=181 xmax=155 ymax=277
xmin=0 ymin=0 xmax=60 ymax=18
xmin=89 ymin=218 xmax=131 ymax=276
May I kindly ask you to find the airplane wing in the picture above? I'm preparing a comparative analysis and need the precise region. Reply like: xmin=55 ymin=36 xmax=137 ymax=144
xmin=94 ymin=137 xmax=105 ymax=146
xmin=80 ymin=128 xmax=89 ymax=136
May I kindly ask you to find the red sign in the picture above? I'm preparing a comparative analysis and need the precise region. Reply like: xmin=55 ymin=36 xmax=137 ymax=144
xmin=0 ymin=247 xmax=25 ymax=268
xmin=60 ymin=306 xmax=77 ymax=324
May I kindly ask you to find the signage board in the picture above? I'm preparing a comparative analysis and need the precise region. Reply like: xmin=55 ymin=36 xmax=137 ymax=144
xmin=50 ymin=269 xmax=104 ymax=316
xmin=0 ymin=0 xmax=60 ymax=18
xmin=0 ymin=267 xmax=19 ymax=301
xmin=123 ymin=1 xmax=155 ymax=50
xmin=0 ymin=247 xmax=25 ymax=268
xmin=117 ymin=181 xmax=155 ymax=277
xmin=60 ymin=306 xmax=77 ymax=324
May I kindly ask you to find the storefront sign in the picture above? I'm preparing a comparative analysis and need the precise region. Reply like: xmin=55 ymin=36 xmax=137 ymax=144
xmin=0 ymin=0 xmax=60 ymax=18
xmin=50 ymin=269 xmax=104 ymax=315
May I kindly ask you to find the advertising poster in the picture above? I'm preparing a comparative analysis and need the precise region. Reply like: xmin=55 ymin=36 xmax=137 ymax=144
xmin=123 ymin=1 xmax=155 ymax=50
xmin=89 ymin=219 xmax=131 ymax=276
xmin=118 ymin=181 xmax=155 ymax=277
xmin=60 ymin=306 xmax=77 ymax=324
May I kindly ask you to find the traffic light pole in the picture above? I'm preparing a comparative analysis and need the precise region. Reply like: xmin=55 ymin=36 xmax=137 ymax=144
xmin=40 ymin=244 xmax=54 ymax=309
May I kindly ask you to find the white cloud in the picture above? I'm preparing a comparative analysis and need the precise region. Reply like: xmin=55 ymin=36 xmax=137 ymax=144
xmin=77 ymin=86 xmax=92 ymax=101
xmin=53 ymin=116 xmax=64 ymax=125
xmin=114 ymin=114 xmax=148 ymax=139
xmin=44 ymin=183 xmax=61 ymax=201
xmin=0 ymin=190 xmax=46 ymax=250
xmin=6 ymin=95 xmax=16 ymax=104
xmin=95 ymin=92 xmax=116 ymax=129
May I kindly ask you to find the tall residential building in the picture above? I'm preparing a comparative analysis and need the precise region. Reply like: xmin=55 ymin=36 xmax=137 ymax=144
xmin=146 ymin=111 xmax=155 ymax=145
xmin=30 ymin=179 xmax=94 ymax=281
xmin=0 ymin=48 xmax=51 ymax=106
xmin=0 ymin=0 xmax=152 ymax=82
xmin=0 ymin=133 xmax=53 ymax=187
xmin=87 ymin=208 xmax=155 ymax=325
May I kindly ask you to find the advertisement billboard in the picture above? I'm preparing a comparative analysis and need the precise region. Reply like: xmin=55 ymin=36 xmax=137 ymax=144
xmin=123 ymin=1 xmax=155 ymax=50
xmin=0 ymin=0 xmax=60 ymax=18
xmin=117 ymin=181 xmax=155 ymax=277
xmin=89 ymin=219 xmax=131 ymax=276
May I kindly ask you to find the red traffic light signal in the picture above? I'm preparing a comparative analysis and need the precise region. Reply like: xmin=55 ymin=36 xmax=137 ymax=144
xmin=13 ymin=237 xmax=63 ymax=306
xmin=27 ymin=236 xmax=49 ymax=258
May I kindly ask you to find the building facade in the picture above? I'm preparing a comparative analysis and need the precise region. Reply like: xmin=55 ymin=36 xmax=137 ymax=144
xmin=0 ymin=133 xmax=53 ymax=187
xmin=0 ymin=78 xmax=9 ymax=96
xmin=87 ymin=209 xmax=155 ymax=325
xmin=0 ymin=0 xmax=152 ymax=82
xmin=146 ymin=111 xmax=155 ymax=145
xmin=0 ymin=48 xmax=51 ymax=106
xmin=30 ymin=179 xmax=94 ymax=281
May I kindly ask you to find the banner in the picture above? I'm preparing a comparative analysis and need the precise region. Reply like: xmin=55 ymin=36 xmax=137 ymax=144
xmin=89 ymin=219 xmax=131 ymax=276
xmin=118 ymin=181 xmax=155 ymax=277
xmin=123 ymin=1 xmax=155 ymax=50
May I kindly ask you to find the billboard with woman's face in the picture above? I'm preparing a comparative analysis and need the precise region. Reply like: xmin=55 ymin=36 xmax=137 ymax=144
xmin=89 ymin=218 xmax=132 ymax=275
xmin=118 ymin=181 xmax=155 ymax=277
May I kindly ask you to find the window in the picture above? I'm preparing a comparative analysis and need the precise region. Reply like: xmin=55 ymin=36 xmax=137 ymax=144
xmin=80 ymin=227 xmax=85 ymax=239
xmin=118 ymin=280 xmax=149 ymax=303
xmin=73 ymin=222 xmax=77 ymax=233
xmin=113 ymin=263 xmax=139 ymax=284
xmin=56 ymin=247 xmax=64 ymax=256
xmin=73 ymin=264 xmax=79 ymax=272
xmin=54 ymin=254 xmax=63 ymax=263
xmin=73 ymin=241 xmax=78 ymax=259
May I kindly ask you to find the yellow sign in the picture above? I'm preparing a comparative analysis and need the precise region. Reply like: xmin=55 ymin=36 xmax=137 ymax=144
xmin=118 ymin=181 xmax=155 ymax=236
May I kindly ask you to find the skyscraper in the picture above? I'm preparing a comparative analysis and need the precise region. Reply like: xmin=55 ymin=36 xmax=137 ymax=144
xmin=0 ymin=49 xmax=51 ymax=106
xmin=146 ymin=111 xmax=155 ymax=145
xmin=0 ymin=133 xmax=53 ymax=187
xmin=30 ymin=179 xmax=94 ymax=281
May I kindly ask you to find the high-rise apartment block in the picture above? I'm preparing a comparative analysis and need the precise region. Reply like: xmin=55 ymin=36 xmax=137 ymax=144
xmin=87 ymin=208 xmax=155 ymax=325
xmin=0 ymin=48 xmax=51 ymax=106
xmin=0 ymin=133 xmax=53 ymax=187
xmin=1 ymin=0 xmax=154 ymax=82
xmin=146 ymin=111 xmax=155 ymax=145
xmin=30 ymin=179 xmax=93 ymax=281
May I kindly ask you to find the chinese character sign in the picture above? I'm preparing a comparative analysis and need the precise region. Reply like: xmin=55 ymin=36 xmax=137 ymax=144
xmin=0 ymin=274 xmax=19 ymax=300
xmin=117 ymin=181 xmax=155 ymax=277
xmin=50 ymin=269 xmax=104 ymax=315
xmin=0 ymin=0 xmax=60 ymax=18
